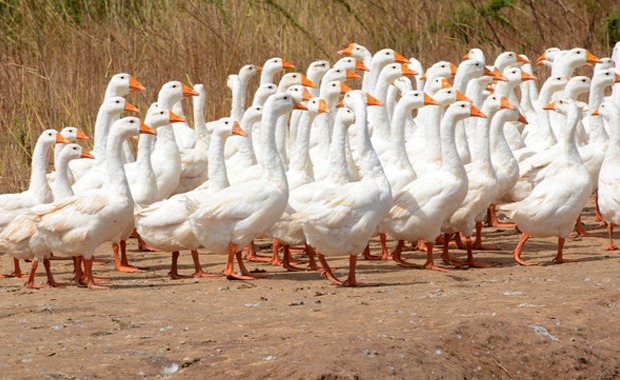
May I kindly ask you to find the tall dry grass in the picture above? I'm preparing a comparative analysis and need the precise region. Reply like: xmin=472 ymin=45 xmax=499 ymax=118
xmin=0 ymin=0 xmax=618 ymax=192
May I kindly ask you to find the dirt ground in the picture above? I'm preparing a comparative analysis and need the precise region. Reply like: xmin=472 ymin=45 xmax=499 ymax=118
xmin=0 ymin=200 xmax=619 ymax=380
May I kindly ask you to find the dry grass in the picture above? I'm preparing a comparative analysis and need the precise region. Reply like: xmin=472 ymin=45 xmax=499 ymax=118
xmin=0 ymin=0 xmax=618 ymax=192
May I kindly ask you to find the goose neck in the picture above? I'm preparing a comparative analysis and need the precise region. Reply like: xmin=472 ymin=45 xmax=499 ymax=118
xmin=27 ymin=139 xmax=52 ymax=199
xmin=207 ymin=133 xmax=230 ymax=191
xmin=289 ymin=112 xmax=318 ymax=176
xmin=327 ymin=119 xmax=352 ymax=184
xmin=258 ymin=107 xmax=288 ymax=191
xmin=439 ymin=112 xmax=466 ymax=173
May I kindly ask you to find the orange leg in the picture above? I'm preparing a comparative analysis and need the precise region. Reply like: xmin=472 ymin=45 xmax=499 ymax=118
xmin=441 ymin=233 xmax=464 ymax=265
xmin=83 ymin=256 xmax=109 ymax=289
xmin=317 ymin=253 xmax=344 ymax=286
xmin=424 ymin=241 xmax=450 ymax=271
xmin=121 ymin=240 xmax=149 ymax=270
xmin=236 ymin=251 xmax=268 ymax=278
xmin=24 ymin=260 xmax=44 ymax=289
xmin=573 ymin=216 xmax=596 ymax=237
xmin=513 ymin=233 xmax=537 ymax=266
xmin=281 ymin=244 xmax=306 ymax=271
xmin=245 ymin=241 xmax=272 ymax=262
xmin=487 ymin=204 xmax=516 ymax=228
xmin=343 ymin=255 xmax=372 ymax=287
xmin=379 ymin=233 xmax=392 ymax=260
xmin=391 ymin=240 xmax=419 ymax=268
xmin=603 ymin=223 xmax=618 ymax=251
xmin=362 ymin=242 xmax=381 ymax=260
xmin=305 ymin=243 xmax=320 ymax=271
xmin=270 ymin=240 xmax=283 ymax=266
xmin=416 ymin=240 xmax=427 ymax=252
xmin=462 ymin=236 xmax=493 ymax=268
xmin=594 ymin=191 xmax=606 ymax=224
xmin=225 ymin=243 xmax=257 ymax=280
xmin=113 ymin=242 xmax=140 ymax=273
xmin=553 ymin=237 xmax=578 ymax=264
xmin=168 ymin=251 xmax=192 ymax=279
xmin=0 ymin=258 xmax=27 ymax=278
xmin=137 ymin=235 xmax=159 ymax=252
xmin=472 ymin=221 xmax=500 ymax=250
xmin=42 ymin=258 xmax=67 ymax=287
xmin=190 ymin=250 xmax=223 ymax=278
xmin=73 ymin=256 xmax=84 ymax=286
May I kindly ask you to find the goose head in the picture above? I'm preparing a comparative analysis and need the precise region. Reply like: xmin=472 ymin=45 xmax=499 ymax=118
xmin=322 ymin=67 xmax=359 ymax=85
xmin=494 ymin=51 xmax=528 ymax=71
xmin=265 ymin=93 xmax=307 ymax=118
xmin=398 ymin=90 xmax=439 ymax=111
xmin=253 ymin=83 xmax=278 ymax=106
xmin=60 ymin=126 xmax=89 ymax=142
xmin=241 ymin=106 xmax=264 ymax=127
xmin=210 ymin=117 xmax=247 ymax=138
xmin=501 ymin=67 xmax=536 ymax=86
xmin=502 ymin=108 xmax=528 ymax=124
xmin=335 ymin=107 xmax=356 ymax=127
xmin=158 ymin=81 xmax=198 ymax=107
xmin=541 ymin=75 xmax=569 ymax=95
xmin=558 ymin=48 xmax=601 ymax=71
xmin=464 ymin=48 xmax=485 ymax=64
xmin=278 ymin=73 xmax=316 ymax=92
xmin=446 ymin=100 xmax=486 ymax=120
xmin=378 ymin=63 xmax=417 ymax=86
xmin=286 ymin=85 xmax=312 ymax=102
xmin=334 ymin=57 xmax=369 ymax=72
xmin=536 ymin=47 xmax=561 ymax=66
xmin=372 ymin=48 xmax=409 ymax=66
xmin=305 ymin=97 xmax=331 ymax=115
xmin=114 ymin=117 xmax=156 ymax=139
xmin=434 ymin=87 xmax=471 ymax=108
xmin=425 ymin=77 xmax=453 ymax=96
xmin=145 ymin=105 xmax=185 ymax=130
xmin=107 ymin=73 xmax=145 ymax=96
xmin=101 ymin=96 xmax=139 ymax=116
xmin=338 ymin=90 xmax=383 ymax=110
xmin=543 ymin=97 xmax=580 ymax=116
xmin=482 ymin=94 xmax=515 ymax=117
xmin=457 ymin=59 xmax=494 ymax=81
xmin=593 ymin=100 xmax=619 ymax=120
xmin=227 ymin=74 xmax=241 ymax=91
xmin=61 ymin=143 xmax=94 ymax=161
xmin=422 ymin=61 xmax=457 ymax=80
xmin=593 ymin=58 xmax=615 ymax=74
xmin=392 ymin=77 xmax=413 ymax=94
xmin=565 ymin=76 xmax=591 ymax=98
xmin=322 ymin=80 xmax=351 ymax=104
xmin=262 ymin=57 xmax=295 ymax=73
xmin=238 ymin=64 xmax=261 ymax=83
xmin=40 ymin=129 xmax=70 ymax=147
xmin=592 ymin=68 xmax=620 ymax=90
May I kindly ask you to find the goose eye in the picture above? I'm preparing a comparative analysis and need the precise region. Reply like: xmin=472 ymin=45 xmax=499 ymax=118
xmin=120 ymin=76 xmax=125 ymax=79
xmin=414 ymin=93 xmax=419 ymax=96
xmin=461 ymin=104 xmax=465 ymax=108
xmin=225 ymin=121 xmax=229 ymax=125
xmin=130 ymin=120 xmax=134 ymax=123
xmin=273 ymin=59 xmax=278 ymax=63
xmin=48 ymin=132 xmax=52 ymax=136
xmin=332 ymin=84 xmax=336 ymax=87
xmin=73 ymin=147 xmax=77 ymax=150
xmin=582 ymin=79 xmax=586 ymax=82
xmin=172 ymin=85 xmax=177 ymax=88
xmin=385 ymin=52 xmax=390 ymax=55
xmin=293 ymin=75 xmax=297 ymax=78
xmin=283 ymin=96 xmax=288 ymax=100
xmin=577 ymin=51 xmax=581 ymax=54
xmin=160 ymin=111 xmax=164 ymax=114
xmin=116 ymin=100 xmax=120 ymax=103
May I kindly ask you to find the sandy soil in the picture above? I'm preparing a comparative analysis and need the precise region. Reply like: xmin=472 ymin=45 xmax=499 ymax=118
xmin=0 ymin=201 xmax=619 ymax=380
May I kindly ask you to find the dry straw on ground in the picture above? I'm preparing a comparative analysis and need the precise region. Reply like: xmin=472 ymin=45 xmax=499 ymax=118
xmin=1 ymin=0 xmax=618 ymax=191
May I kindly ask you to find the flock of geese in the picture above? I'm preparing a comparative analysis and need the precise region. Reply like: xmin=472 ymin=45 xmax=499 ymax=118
xmin=1 ymin=42 xmax=620 ymax=289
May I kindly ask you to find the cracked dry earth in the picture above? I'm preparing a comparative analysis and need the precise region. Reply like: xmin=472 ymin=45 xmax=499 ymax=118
xmin=0 ymin=200 xmax=619 ymax=379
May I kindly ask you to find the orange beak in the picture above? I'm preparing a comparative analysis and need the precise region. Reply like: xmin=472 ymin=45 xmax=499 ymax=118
xmin=485 ymin=85 xmax=495 ymax=93
xmin=129 ymin=76 xmax=145 ymax=93
xmin=492 ymin=68 xmax=508 ymax=82
xmin=81 ymin=150 xmax=95 ymax=159
xmin=255 ymin=66 xmax=263 ymax=73
xmin=76 ymin=129 xmax=89 ymax=140
xmin=293 ymin=101 xmax=308 ymax=110
xmin=518 ymin=112 xmax=528 ymax=124
xmin=441 ymin=78 xmax=452 ymax=89
xmin=281 ymin=59 xmax=295 ymax=69
xmin=340 ymin=82 xmax=352 ymax=94
xmin=394 ymin=51 xmax=408 ymax=64
xmin=615 ymin=73 xmax=620 ymax=83
xmin=500 ymin=96 xmax=514 ymax=110
xmin=585 ymin=51 xmax=601 ymax=64
xmin=169 ymin=111 xmax=186 ymax=123
xmin=450 ymin=63 xmax=458 ymax=76
xmin=483 ymin=66 xmax=495 ymax=77
xmin=337 ymin=43 xmax=354 ymax=56
xmin=336 ymin=99 xmax=344 ymax=108
xmin=318 ymin=99 xmax=331 ymax=113
xmin=521 ymin=71 xmax=537 ymax=81
xmin=231 ymin=121 xmax=247 ymax=137
xmin=182 ymin=83 xmax=199 ymax=97
xmin=424 ymin=93 xmax=439 ymax=106
xmin=355 ymin=60 xmax=369 ymax=72
xmin=301 ymin=74 xmax=317 ymax=88
xmin=124 ymin=101 xmax=139 ymax=113
xmin=140 ymin=121 xmax=157 ymax=135
xmin=401 ymin=64 xmax=418 ymax=76
xmin=517 ymin=55 xmax=529 ymax=64
xmin=56 ymin=133 xmax=70 ymax=144
xmin=470 ymin=104 xmax=487 ymax=118
xmin=536 ymin=53 xmax=546 ymax=66
xmin=366 ymin=93 xmax=383 ymax=106
xmin=565 ymin=76 xmax=573 ymax=80
xmin=543 ymin=101 xmax=556 ymax=111
xmin=456 ymin=90 xmax=472 ymax=103
xmin=463 ymin=52 xmax=471 ymax=60
xmin=302 ymin=87 xmax=312 ymax=101
xmin=345 ymin=69 xmax=361 ymax=80
xmin=591 ymin=109 xmax=600 ymax=116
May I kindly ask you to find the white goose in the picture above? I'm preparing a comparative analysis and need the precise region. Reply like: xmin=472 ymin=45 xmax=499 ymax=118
xmin=10 ymin=117 xmax=156 ymax=289
xmin=188 ymin=93 xmax=306 ymax=280
xmin=0 ymin=144 xmax=93 ymax=288
xmin=384 ymin=101 xmax=486 ymax=270
xmin=260 ymin=57 xmax=295 ymax=86
xmin=0 ymin=129 xmax=70 ymax=278
xmin=292 ymin=91 xmax=391 ymax=286
xmin=500 ymin=98 xmax=592 ymax=265
xmin=135 ymin=117 xmax=246 ymax=279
